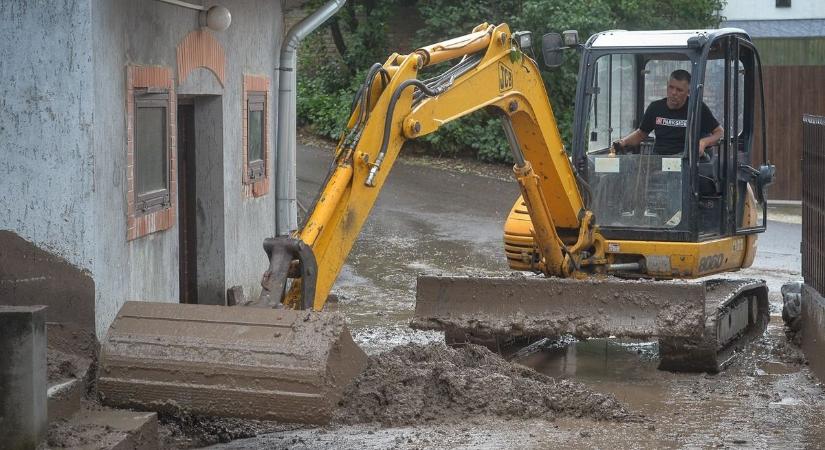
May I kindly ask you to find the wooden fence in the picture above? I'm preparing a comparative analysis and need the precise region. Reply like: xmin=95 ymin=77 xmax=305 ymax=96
xmin=760 ymin=66 xmax=825 ymax=200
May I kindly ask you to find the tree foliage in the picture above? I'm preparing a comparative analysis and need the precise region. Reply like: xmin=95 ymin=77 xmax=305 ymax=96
xmin=297 ymin=0 xmax=725 ymax=162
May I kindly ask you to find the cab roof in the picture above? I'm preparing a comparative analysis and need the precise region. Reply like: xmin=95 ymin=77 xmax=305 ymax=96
xmin=588 ymin=28 xmax=750 ymax=49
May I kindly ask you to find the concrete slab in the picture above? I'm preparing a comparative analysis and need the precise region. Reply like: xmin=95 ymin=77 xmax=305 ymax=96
xmin=98 ymin=301 xmax=367 ymax=424
xmin=0 ymin=305 xmax=48 ymax=449
xmin=47 ymin=378 xmax=84 ymax=423
xmin=48 ymin=408 xmax=158 ymax=450
xmin=802 ymin=284 xmax=825 ymax=382
xmin=47 ymin=347 xmax=93 ymax=422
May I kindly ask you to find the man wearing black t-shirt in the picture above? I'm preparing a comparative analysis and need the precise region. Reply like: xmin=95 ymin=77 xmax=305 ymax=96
xmin=615 ymin=70 xmax=723 ymax=156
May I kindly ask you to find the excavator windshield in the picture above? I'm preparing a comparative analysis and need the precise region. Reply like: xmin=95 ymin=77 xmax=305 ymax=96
xmin=584 ymin=52 xmax=698 ymax=229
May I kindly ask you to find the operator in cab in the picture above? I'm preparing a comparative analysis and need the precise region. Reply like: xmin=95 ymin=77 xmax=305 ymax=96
xmin=614 ymin=69 xmax=723 ymax=157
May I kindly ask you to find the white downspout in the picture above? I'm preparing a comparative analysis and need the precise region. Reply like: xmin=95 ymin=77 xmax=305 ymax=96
xmin=276 ymin=0 xmax=347 ymax=236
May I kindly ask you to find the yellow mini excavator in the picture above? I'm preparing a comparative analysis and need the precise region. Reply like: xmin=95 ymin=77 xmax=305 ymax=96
xmin=99 ymin=24 xmax=776 ymax=423
xmin=263 ymin=22 xmax=775 ymax=370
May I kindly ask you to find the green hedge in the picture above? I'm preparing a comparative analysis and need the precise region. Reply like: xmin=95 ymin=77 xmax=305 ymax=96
xmin=297 ymin=0 xmax=725 ymax=163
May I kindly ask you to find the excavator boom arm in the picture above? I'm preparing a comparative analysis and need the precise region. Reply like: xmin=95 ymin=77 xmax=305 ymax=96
xmin=278 ymin=23 xmax=597 ymax=310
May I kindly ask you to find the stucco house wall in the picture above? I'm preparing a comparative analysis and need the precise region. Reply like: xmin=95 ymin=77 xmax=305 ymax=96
xmin=1 ymin=0 xmax=289 ymax=337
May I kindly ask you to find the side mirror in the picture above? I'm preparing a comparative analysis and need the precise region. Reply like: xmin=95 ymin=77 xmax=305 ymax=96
xmin=512 ymin=31 xmax=533 ymax=51
xmin=542 ymin=33 xmax=564 ymax=68
xmin=562 ymin=30 xmax=579 ymax=47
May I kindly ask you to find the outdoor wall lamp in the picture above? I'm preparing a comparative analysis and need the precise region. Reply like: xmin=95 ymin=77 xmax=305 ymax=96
xmin=155 ymin=0 xmax=232 ymax=32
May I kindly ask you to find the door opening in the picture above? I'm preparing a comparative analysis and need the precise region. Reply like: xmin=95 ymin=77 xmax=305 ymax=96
xmin=177 ymin=101 xmax=198 ymax=303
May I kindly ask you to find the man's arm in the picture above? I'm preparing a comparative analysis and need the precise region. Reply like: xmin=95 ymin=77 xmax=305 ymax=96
xmin=698 ymin=101 xmax=722 ymax=156
xmin=616 ymin=129 xmax=650 ymax=148
xmin=615 ymin=101 xmax=655 ymax=150
xmin=698 ymin=125 xmax=723 ymax=156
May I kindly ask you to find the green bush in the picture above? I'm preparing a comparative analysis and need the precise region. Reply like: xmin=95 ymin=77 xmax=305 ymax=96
xmin=421 ymin=112 xmax=512 ymax=163
xmin=296 ymin=78 xmax=351 ymax=139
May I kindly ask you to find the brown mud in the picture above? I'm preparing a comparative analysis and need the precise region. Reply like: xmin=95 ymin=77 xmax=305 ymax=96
xmin=152 ymin=342 xmax=632 ymax=447
xmin=47 ymin=348 xmax=87 ymax=383
xmin=157 ymin=413 xmax=291 ymax=448
xmin=335 ymin=342 xmax=635 ymax=426
xmin=47 ymin=422 xmax=116 ymax=448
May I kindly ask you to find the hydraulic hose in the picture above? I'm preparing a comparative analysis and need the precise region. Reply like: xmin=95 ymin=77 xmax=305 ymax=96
xmin=365 ymin=78 xmax=441 ymax=186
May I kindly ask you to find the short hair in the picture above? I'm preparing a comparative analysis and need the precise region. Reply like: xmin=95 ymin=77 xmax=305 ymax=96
xmin=670 ymin=69 xmax=691 ymax=83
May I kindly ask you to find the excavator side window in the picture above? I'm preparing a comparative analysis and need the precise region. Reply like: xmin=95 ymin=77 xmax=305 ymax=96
xmin=587 ymin=54 xmax=636 ymax=153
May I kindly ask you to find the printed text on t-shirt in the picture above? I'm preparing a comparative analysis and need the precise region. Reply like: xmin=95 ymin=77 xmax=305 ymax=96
xmin=655 ymin=117 xmax=687 ymax=127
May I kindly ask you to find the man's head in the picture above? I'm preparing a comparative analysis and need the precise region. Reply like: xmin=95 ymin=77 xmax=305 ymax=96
xmin=666 ymin=70 xmax=691 ymax=110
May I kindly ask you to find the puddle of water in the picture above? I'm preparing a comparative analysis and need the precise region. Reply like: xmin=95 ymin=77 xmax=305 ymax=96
xmin=513 ymin=338 xmax=676 ymax=412
xmin=769 ymin=397 xmax=804 ymax=407
xmin=758 ymin=361 xmax=800 ymax=375
xmin=514 ymin=338 xmax=660 ymax=382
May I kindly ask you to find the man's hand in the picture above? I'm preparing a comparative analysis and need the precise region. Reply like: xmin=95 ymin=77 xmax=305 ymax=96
xmin=611 ymin=139 xmax=624 ymax=155
xmin=699 ymin=125 xmax=724 ymax=157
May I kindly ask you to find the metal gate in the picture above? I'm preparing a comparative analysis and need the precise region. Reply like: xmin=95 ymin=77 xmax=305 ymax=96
xmin=802 ymin=115 xmax=825 ymax=294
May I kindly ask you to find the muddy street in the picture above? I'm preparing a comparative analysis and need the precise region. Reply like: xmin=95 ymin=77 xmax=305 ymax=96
xmin=205 ymin=142 xmax=823 ymax=449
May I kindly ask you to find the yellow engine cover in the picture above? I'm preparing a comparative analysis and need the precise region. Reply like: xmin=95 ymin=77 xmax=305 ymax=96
xmin=503 ymin=195 xmax=539 ymax=271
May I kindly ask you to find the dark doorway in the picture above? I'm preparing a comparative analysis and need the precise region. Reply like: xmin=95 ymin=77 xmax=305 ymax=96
xmin=177 ymin=102 xmax=198 ymax=303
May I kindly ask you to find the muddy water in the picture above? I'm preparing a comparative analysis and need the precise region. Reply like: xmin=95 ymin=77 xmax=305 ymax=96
xmin=511 ymin=320 xmax=825 ymax=449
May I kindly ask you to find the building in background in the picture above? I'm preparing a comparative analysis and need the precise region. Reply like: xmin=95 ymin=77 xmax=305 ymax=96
xmin=722 ymin=0 xmax=825 ymax=201
xmin=0 ymin=0 xmax=312 ymax=338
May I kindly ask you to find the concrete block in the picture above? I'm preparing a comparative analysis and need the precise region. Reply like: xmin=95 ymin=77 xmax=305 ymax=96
xmin=98 ymin=301 xmax=367 ymax=424
xmin=48 ymin=409 xmax=158 ymax=450
xmin=0 ymin=305 xmax=48 ymax=449
xmin=802 ymin=284 xmax=825 ymax=382
xmin=46 ymin=348 xmax=93 ymax=422
xmin=47 ymin=378 xmax=83 ymax=423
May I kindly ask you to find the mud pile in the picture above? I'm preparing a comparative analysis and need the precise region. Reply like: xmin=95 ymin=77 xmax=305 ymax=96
xmin=335 ymin=343 xmax=634 ymax=426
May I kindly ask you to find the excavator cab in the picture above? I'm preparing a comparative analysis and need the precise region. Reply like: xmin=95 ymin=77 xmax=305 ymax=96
xmin=570 ymin=30 xmax=773 ymax=245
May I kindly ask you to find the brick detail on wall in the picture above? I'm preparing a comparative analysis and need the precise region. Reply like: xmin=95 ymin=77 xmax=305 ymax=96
xmin=242 ymin=75 xmax=270 ymax=198
xmin=177 ymin=30 xmax=227 ymax=87
xmin=126 ymin=65 xmax=177 ymax=241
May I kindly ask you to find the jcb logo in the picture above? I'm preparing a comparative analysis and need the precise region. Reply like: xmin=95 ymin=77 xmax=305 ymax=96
xmin=499 ymin=63 xmax=513 ymax=92
xmin=698 ymin=253 xmax=724 ymax=273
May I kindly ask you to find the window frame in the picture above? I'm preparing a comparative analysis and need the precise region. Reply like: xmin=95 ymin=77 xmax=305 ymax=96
xmin=246 ymin=91 xmax=266 ymax=182
xmin=133 ymin=89 xmax=172 ymax=215
xmin=126 ymin=65 xmax=176 ymax=241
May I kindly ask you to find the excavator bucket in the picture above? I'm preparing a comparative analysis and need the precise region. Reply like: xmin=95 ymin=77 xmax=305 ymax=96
xmin=98 ymin=301 xmax=367 ymax=424
xmin=412 ymin=276 xmax=768 ymax=372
